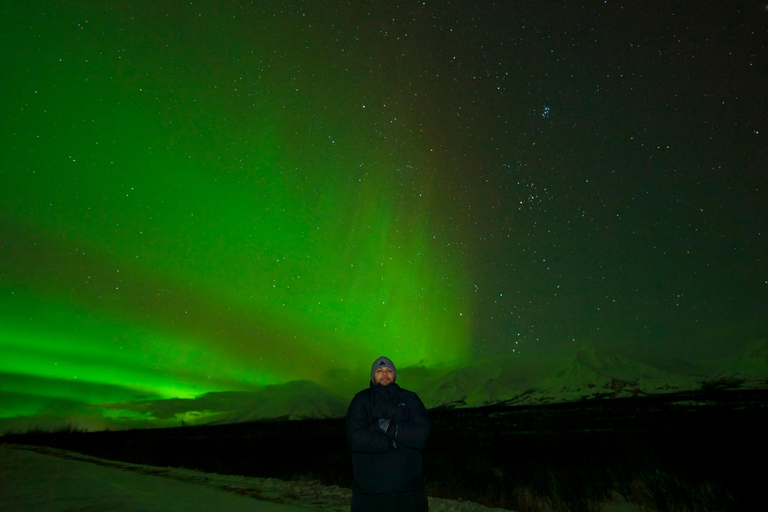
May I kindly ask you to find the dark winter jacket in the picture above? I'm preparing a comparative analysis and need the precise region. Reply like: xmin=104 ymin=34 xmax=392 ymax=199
xmin=346 ymin=382 xmax=430 ymax=496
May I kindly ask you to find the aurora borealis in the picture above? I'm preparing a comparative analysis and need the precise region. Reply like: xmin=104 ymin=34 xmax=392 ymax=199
xmin=1 ymin=1 xmax=766 ymax=431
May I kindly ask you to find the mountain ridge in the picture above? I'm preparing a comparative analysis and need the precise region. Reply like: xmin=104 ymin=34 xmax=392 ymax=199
xmin=220 ymin=341 xmax=768 ymax=422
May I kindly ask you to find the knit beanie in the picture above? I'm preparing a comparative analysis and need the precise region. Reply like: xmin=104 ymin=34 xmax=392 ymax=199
xmin=370 ymin=356 xmax=397 ymax=384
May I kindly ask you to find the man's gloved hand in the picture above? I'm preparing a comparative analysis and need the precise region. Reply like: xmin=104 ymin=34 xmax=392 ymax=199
xmin=378 ymin=418 xmax=391 ymax=432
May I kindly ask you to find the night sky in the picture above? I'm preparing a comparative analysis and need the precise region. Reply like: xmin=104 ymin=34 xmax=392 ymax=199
xmin=1 ymin=0 xmax=766 ymax=430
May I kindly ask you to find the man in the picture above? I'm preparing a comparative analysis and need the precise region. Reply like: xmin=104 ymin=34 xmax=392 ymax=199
xmin=345 ymin=356 xmax=431 ymax=511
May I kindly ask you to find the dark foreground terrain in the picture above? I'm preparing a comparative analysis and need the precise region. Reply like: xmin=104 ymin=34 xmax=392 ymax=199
xmin=4 ymin=388 xmax=767 ymax=512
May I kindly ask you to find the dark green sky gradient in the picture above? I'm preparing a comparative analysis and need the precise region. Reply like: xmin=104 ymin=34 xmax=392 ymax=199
xmin=1 ymin=0 xmax=766 ymax=429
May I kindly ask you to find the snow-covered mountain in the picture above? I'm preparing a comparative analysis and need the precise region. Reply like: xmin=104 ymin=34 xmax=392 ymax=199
xmin=417 ymin=364 xmax=503 ymax=409
xmin=209 ymin=380 xmax=349 ymax=423
xmin=102 ymin=380 xmax=351 ymax=428
xmin=415 ymin=343 xmax=768 ymax=410
xmin=415 ymin=348 xmax=680 ymax=409
xmin=91 ymin=342 xmax=768 ymax=429
xmin=529 ymin=347 xmax=702 ymax=402
xmin=710 ymin=338 xmax=768 ymax=382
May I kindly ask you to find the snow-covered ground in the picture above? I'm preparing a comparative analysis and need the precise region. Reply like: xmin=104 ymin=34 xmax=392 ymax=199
xmin=0 ymin=444 xmax=521 ymax=512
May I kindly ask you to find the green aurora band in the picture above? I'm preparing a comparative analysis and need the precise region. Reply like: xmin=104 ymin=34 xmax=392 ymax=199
xmin=1 ymin=2 xmax=473 ymax=426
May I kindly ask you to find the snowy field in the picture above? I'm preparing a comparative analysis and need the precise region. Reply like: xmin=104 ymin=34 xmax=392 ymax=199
xmin=0 ymin=444 xmax=530 ymax=512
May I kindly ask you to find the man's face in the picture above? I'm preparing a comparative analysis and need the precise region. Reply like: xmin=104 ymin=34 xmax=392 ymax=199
xmin=373 ymin=366 xmax=394 ymax=386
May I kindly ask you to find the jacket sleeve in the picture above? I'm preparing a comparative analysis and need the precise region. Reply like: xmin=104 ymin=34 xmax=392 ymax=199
xmin=392 ymin=392 xmax=430 ymax=450
xmin=346 ymin=392 xmax=396 ymax=453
